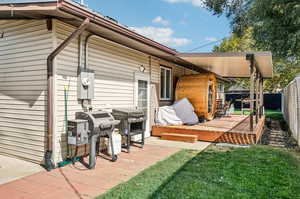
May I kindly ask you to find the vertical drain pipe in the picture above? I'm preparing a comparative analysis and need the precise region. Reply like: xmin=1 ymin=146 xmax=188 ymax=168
xmin=45 ymin=18 xmax=90 ymax=171
xmin=84 ymin=34 xmax=94 ymax=68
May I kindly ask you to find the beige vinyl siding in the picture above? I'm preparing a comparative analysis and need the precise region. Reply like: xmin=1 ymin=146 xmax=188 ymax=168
xmin=150 ymin=57 xmax=161 ymax=84
xmin=53 ymin=20 xmax=198 ymax=163
xmin=155 ymin=59 xmax=195 ymax=106
xmin=0 ymin=20 xmax=52 ymax=163
xmin=54 ymin=20 xmax=151 ymax=163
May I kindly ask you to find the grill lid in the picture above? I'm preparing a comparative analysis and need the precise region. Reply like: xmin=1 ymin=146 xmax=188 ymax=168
xmin=112 ymin=107 xmax=145 ymax=116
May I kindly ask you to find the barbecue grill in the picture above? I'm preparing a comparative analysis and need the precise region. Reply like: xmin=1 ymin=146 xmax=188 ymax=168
xmin=76 ymin=111 xmax=120 ymax=169
xmin=112 ymin=107 xmax=146 ymax=152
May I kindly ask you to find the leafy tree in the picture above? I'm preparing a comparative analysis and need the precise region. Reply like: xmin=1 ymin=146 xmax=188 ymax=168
xmin=213 ymin=29 xmax=300 ymax=92
xmin=213 ymin=28 xmax=255 ymax=52
xmin=208 ymin=0 xmax=300 ymax=92
xmin=205 ymin=0 xmax=300 ymax=58
xmin=213 ymin=28 xmax=253 ymax=90
xmin=264 ymin=59 xmax=300 ymax=92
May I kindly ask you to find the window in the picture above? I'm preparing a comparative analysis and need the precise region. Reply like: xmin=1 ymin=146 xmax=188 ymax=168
xmin=160 ymin=66 xmax=172 ymax=100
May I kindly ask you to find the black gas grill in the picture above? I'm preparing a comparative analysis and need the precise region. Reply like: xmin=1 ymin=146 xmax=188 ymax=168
xmin=76 ymin=111 xmax=120 ymax=169
xmin=112 ymin=107 xmax=146 ymax=152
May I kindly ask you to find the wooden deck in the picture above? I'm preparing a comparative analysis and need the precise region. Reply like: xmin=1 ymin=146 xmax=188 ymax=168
xmin=152 ymin=114 xmax=265 ymax=144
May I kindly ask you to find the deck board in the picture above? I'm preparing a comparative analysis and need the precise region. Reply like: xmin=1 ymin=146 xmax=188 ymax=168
xmin=152 ymin=114 xmax=265 ymax=144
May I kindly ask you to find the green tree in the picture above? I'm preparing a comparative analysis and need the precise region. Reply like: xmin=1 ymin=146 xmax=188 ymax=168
xmin=213 ymin=29 xmax=254 ymax=90
xmin=208 ymin=0 xmax=300 ymax=92
xmin=213 ymin=29 xmax=300 ymax=92
xmin=213 ymin=28 xmax=255 ymax=52
xmin=205 ymin=0 xmax=300 ymax=58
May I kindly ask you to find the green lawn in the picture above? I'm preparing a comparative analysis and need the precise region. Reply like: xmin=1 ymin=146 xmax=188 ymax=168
xmin=234 ymin=109 xmax=284 ymax=120
xmin=96 ymin=146 xmax=300 ymax=199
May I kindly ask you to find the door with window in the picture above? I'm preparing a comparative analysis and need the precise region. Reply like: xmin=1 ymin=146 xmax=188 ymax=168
xmin=134 ymin=72 xmax=150 ymax=137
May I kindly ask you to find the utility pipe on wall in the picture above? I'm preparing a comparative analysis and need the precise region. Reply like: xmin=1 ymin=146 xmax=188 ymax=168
xmin=45 ymin=18 xmax=90 ymax=171
xmin=84 ymin=33 xmax=94 ymax=68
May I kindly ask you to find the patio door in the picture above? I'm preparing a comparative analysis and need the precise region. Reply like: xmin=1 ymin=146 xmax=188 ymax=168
xmin=134 ymin=72 xmax=150 ymax=138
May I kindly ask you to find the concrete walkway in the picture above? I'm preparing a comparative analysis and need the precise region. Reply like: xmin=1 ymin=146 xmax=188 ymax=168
xmin=0 ymin=155 xmax=43 ymax=185
xmin=0 ymin=144 xmax=180 ymax=199
xmin=146 ymin=136 xmax=211 ymax=151
xmin=0 ymin=138 xmax=210 ymax=199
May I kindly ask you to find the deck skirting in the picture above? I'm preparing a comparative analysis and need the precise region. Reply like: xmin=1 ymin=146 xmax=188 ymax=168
xmin=152 ymin=115 xmax=265 ymax=144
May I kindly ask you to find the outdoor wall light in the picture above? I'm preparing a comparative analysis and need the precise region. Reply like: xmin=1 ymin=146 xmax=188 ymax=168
xmin=0 ymin=31 xmax=4 ymax=39
xmin=139 ymin=65 xmax=146 ymax=73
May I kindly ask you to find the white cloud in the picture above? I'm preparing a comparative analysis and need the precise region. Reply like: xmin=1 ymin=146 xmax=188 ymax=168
xmin=204 ymin=37 xmax=218 ymax=42
xmin=130 ymin=26 xmax=191 ymax=47
xmin=179 ymin=20 xmax=188 ymax=25
xmin=152 ymin=16 xmax=170 ymax=26
xmin=163 ymin=0 xmax=205 ymax=7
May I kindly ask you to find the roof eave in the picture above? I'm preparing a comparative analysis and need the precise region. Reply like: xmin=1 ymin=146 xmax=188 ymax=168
xmin=57 ymin=0 xmax=178 ymax=56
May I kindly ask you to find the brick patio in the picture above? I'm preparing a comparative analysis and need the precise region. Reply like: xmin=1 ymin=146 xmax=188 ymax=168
xmin=0 ymin=145 xmax=180 ymax=199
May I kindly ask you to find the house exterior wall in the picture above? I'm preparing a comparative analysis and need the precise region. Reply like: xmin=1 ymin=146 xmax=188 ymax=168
xmin=53 ymin=20 xmax=194 ymax=163
xmin=54 ymin=20 xmax=151 ymax=163
xmin=0 ymin=20 xmax=52 ymax=163
xmin=157 ymin=60 xmax=198 ymax=107
xmin=0 ymin=18 xmax=198 ymax=165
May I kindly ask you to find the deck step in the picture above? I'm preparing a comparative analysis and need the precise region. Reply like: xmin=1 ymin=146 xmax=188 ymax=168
xmin=161 ymin=133 xmax=198 ymax=143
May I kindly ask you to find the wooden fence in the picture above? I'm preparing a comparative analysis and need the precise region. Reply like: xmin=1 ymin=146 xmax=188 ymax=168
xmin=283 ymin=77 xmax=300 ymax=146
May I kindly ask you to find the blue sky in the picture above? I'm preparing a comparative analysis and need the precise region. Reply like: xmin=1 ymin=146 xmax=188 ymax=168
xmin=83 ymin=0 xmax=231 ymax=52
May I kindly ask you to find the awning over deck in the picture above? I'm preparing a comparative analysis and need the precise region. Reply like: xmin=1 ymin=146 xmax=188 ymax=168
xmin=178 ymin=52 xmax=273 ymax=78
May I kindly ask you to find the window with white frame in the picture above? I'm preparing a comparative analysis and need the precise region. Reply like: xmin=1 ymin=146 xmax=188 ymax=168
xmin=160 ymin=66 xmax=172 ymax=100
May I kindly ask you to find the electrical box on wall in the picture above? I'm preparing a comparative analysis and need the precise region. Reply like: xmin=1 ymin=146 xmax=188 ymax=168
xmin=78 ymin=68 xmax=94 ymax=100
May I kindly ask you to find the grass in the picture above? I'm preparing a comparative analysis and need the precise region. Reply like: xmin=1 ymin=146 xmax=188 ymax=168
xmin=234 ymin=109 xmax=284 ymax=120
xmin=96 ymin=146 xmax=300 ymax=199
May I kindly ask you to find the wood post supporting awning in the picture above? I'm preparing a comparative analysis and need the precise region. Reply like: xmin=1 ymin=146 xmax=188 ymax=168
xmin=246 ymin=54 xmax=263 ymax=131
xmin=246 ymin=54 xmax=264 ymax=131
xmin=178 ymin=52 xmax=273 ymax=132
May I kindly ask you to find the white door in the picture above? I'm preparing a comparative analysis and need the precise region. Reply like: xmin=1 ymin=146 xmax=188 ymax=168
xmin=134 ymin=72 xmax=151 ymax=138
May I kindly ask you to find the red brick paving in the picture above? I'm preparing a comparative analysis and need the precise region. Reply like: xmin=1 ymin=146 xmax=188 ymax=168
xmin=0 ymin=145 xmax=180 ymax=199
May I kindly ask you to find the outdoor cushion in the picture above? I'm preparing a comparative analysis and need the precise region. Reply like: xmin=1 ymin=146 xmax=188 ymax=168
xmin=172 ymin=98 xmax=199 ymax=125
xmin=155 ymin=106 xmax=183 ymax=126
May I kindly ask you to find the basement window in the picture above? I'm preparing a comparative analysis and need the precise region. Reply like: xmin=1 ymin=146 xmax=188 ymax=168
xmin=160 ymin=66 xmax=172 ymax=100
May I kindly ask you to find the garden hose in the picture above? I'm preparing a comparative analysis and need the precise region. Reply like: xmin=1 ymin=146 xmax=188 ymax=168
xmin=64 ymin=85 xmax=70 ymax=159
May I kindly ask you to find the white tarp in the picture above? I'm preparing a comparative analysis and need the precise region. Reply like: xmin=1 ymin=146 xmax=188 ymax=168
xmin=155 ymin=106 xmax=183 ymax=126
xmin=283 ymin=77 xmax=300 ymax=146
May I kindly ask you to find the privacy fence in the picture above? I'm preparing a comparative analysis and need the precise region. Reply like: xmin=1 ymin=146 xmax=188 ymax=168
xmin=225 ymin=93 xmax=282 ymax=110
xmin=283 ymin=77 xmax=300 ymax=146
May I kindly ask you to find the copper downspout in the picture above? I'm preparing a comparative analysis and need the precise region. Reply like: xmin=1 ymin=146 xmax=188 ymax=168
xmin=45 ymin=18 xmax=90 ymax=171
